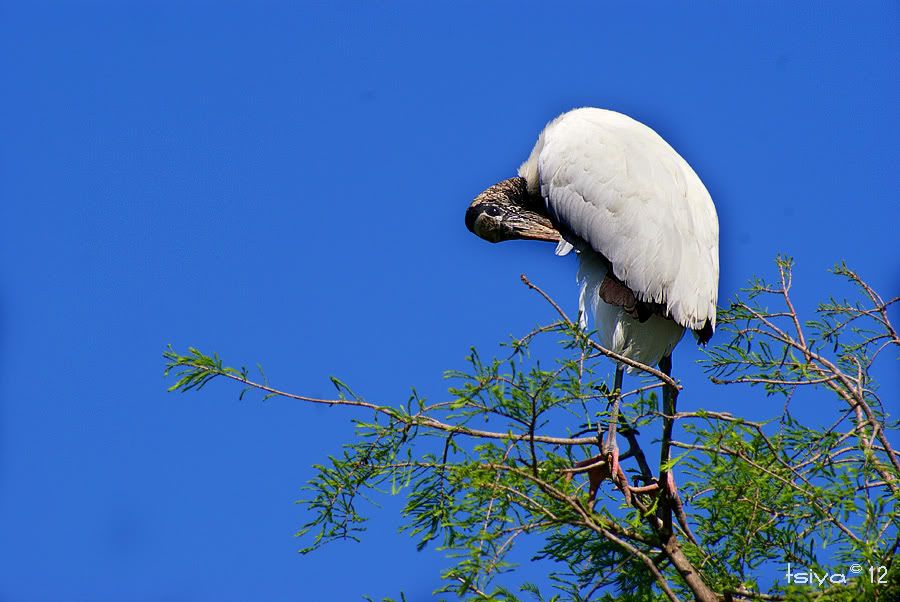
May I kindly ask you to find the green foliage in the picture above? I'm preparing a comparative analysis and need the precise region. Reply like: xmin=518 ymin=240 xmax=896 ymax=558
xmin=165 ymin=259 xmax=899 ymax=601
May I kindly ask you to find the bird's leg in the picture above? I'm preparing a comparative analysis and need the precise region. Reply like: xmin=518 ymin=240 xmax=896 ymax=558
xmin=657 ymin=353 xmax=689 ymax=533
xmin=604 ymin=365 xmax=625 ymax=486
xmin=566 ymin=365 xmax=627 ymax=502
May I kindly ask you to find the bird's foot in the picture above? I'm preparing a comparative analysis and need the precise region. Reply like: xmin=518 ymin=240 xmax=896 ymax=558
xmin=603 ymin=444 xmax=637 ymax=504
xmin=565 ymin=439 xmax=644 ymax=506
xmin=622 ymin=472 xmax=683 ymax=500
xmin=662 ymin=471 xmax=688 ymax=516
xmin=604 ymin=442 xmax=621 ymax=487
xmin=627 ymin=481 xmax=661 ymax=495
xmin=566 ymin=454 xmax=610 ymax=502
xmin=659 ymin=471 xmax=697 ymax=543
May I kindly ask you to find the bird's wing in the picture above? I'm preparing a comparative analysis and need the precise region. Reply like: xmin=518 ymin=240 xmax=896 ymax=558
xmin=518 ymin=108 xmax=719 ymax=331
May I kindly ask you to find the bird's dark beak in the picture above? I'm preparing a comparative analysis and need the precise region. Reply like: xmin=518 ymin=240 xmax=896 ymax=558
xmin=500 ymin=211 xmax=561 ymax=243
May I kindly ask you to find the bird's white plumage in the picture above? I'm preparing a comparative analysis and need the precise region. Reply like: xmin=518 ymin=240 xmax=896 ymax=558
xmin=576 ymin=251 xmax=685 ymax=369
xmin=518 ymin=108 xmax=719 ymax=367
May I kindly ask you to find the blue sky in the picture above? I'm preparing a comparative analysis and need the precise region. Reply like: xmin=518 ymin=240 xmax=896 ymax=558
xmin=1 ymin=2 xmax=897 ymax=600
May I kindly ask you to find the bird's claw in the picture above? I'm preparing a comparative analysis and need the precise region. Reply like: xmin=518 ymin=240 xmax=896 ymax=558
xmin=566 ymin=447 xmax=634 ymax=505
xmin=606 ymin=446 xmax=619 ymax=483
xmin=567 ymin=454 xmax=611 ymax=502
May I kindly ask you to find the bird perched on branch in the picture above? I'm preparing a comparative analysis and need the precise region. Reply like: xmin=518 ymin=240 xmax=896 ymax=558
xmin=465 ymin=107 xmax=719 ymax=500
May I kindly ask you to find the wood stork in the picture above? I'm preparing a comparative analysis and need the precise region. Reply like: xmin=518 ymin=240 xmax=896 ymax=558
xmin=465 ymin=107 xmax=719 ymax=499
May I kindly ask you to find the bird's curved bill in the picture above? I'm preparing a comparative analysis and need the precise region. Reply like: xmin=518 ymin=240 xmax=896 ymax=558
xmin=502 ymin=211 xmax=561 ymax=243
xmin=465 ymin=202 xmax=560 ymax=244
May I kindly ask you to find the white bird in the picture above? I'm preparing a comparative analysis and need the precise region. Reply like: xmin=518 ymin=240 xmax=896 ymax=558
xmin=465 ymin=107 xmax=719 ymax=499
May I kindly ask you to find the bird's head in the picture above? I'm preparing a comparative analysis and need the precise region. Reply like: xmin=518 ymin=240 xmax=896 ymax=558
xmin=465 ymin=177 xmax=560 ymax=244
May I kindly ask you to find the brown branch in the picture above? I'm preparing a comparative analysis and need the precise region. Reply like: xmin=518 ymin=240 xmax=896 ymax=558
xmin=710 ymin=375 xmax=838 ymax=387
xmin=195 ymin=365 xmax=603 ymax=446
xmin=778 ymin=261 xmax=808 ymax=353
